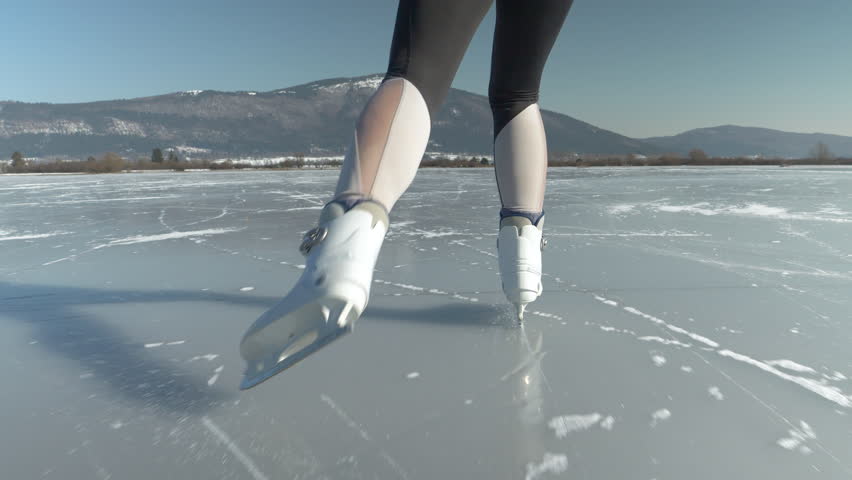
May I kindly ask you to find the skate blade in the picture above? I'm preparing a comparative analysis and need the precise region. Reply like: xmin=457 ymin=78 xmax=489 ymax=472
xmin=239 ymin=295 xmax=359 ymax=390
xmin=516 ymin=303 xmax=527 ymax=323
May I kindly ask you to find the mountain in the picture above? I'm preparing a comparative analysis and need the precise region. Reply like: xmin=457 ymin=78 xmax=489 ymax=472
xmin=0 ymin=74 xmax=659 ymax=158
xmin=644 ymin=125 xmax=852 ymax=158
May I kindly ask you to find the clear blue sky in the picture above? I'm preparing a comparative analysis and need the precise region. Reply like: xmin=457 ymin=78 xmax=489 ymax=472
xmin=5 ymin=0 xmax=851 ymax=138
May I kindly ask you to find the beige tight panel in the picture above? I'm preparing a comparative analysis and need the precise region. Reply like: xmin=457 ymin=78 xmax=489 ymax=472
xmin=333 ymin=77 xmax=430 ymax=213
xmin=494 ymin=103 xmax=547 ymax=213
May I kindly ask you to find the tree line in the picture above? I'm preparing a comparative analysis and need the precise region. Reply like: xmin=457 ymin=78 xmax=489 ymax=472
xmin=3 ymin=143 xmax=850 ymax=174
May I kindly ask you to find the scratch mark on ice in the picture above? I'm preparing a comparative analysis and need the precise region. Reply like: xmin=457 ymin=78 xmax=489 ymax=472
xmin=189 ymin=354 xmax=219 ymax=362
xmin=320 ymin=394 xmax=410 ymax=480
xmin=144 ymin=340 xmax=185 ymax=348
xmin=201 ymin=416 xmax=270 ymax=480
xmin=207 ymin=365 xmax=224 ymax=386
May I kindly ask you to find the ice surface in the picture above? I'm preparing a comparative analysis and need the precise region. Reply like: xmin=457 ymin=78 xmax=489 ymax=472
xmin=1 ymin=167 xmax=851 ymax=479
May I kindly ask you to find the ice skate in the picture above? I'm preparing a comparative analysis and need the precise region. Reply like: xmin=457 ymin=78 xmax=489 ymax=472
xmin=239 ymin=199 xmax=389 ymax=389
xmin=497 ymin=215 xmax=545 ymax=322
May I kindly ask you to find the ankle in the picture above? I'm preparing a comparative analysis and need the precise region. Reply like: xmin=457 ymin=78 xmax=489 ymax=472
xmin=322 ymin=195 xmax=390 ymax=229
xmin=499 ymin=208 xmax=544 ymax=226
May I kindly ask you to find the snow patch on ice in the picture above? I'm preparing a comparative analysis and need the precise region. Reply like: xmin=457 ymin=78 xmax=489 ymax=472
xmin=653 ymin=202 xmax=852 ymax=224
xmin=777 ymin=421 xmax=817 ymax=455
xmin=600 ymin=416 xmax=615 ymax=430
xmin=651 ymin=354 xmax=667 ymax=367
xmin=650 ymin=409 xmax=671 ymax=426
xmin=240 ymin=286 xmax=255 ymax=292
xmin=525 ymin=453 xmax=568 ymax=480
xmin=681 ymin=365 xmax=693 ymax=373
xmin=766 ymin=359 xmax=817 ymax=374
xmin=608 ymin=204 xmax=636 ymax=215
xmin=708 ymin=386 xmax=724 ymax=400
xmin=548 ymin=413 xmax=602 ymax=438
xmin=406 ymin=372 xmax=420 ymax=379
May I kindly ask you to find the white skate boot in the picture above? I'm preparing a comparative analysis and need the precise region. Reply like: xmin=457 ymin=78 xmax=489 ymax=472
xmin=239 ymin=200 xmax=389 ymax=389
xmin=497 ymin=215 xmax=545 ymax=322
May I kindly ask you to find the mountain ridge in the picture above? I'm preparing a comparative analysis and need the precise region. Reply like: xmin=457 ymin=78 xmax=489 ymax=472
xmin=643 ymin=124 xmax=852 ymax=157
xmin=0 ymin=73 xmax=659 ymax=158
xmin=2 ymin=74 xmax=851 ymax=158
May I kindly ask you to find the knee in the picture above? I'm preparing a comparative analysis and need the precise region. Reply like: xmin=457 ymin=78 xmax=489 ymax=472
xmin=489 ymin=86 xmax=540 ymax=137
xmin=384 ymin=71 xmax=448 ymax=119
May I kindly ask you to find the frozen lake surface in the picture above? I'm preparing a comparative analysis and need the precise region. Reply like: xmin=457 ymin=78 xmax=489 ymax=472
xmin=1 ymin=167 xmax=851 ymax=479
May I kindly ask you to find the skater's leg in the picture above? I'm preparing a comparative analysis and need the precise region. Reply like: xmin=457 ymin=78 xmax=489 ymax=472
xmin=333 ymin=0 xmax=493 ymax=213
xmin=491 ymin=0 xmax=573 ymax=320
xmin=240 ymin=1 xmax=494 ymax=386
xmin=490 ymin=0 xmax=574 ymax=225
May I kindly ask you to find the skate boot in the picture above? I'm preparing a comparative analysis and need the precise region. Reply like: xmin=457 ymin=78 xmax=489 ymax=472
xmin=497 ymin=215 xmax=545 ymax=322
xmin=239 ymin=199 xmax=389 ymax=389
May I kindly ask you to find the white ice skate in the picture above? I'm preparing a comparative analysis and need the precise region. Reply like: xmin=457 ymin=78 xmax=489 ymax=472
xmin=497 ymin=216 xmax=545 ymax=322
xmin=239 ymin=200 xmax=389 ymax=389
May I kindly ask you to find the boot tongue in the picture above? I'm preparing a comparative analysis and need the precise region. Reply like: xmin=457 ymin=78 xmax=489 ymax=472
xmin=500 ymin=216 xmax=533 ymax=229
xmin=500 ymin=214 xmax=545 ymax=231
xmin=352 ymin=201 xmax=389 ymax=229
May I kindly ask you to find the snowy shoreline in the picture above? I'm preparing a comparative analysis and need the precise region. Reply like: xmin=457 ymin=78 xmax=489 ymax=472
xmin=4 ymin=164 xmax=852 ymax=177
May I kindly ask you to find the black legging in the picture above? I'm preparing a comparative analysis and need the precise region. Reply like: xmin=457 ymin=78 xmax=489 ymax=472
xmin=384 ymin=0 xmax=574 ymax=137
